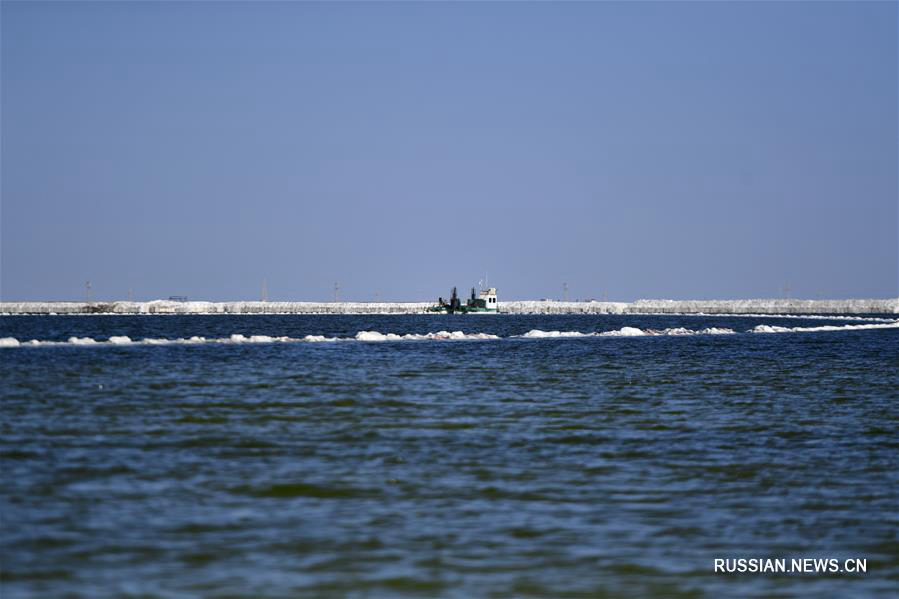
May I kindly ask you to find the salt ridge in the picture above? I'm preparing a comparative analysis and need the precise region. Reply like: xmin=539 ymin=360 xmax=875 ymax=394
xmin=2 ymin=321 xmax=896 ymax=349
xmin=749 ymin=322 xmax=899 ymax=334
xmin=519 ymin=326 xmax=737 ymax=338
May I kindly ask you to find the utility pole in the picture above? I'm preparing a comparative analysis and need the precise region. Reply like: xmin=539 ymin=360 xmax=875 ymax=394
xmin=334 ymin=282 xmax=340 ymax=303
xmin=563 ymin=282 xmax=569 ymax=302
xmin=261 ymin=278 xmax=268 ymax=302
xmin=85 ymin=281 xmax=92 ymax=303
xmin=128 ymin=288 xmax=133 ymax=302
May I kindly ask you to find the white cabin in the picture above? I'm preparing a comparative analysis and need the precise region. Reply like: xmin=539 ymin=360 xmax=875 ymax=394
xmin=479 ymin=288 xmax=498 ymax=311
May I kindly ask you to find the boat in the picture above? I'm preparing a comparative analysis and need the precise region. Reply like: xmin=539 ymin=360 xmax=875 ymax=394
xmin=428 ymin=287 xmax=498 ymax=314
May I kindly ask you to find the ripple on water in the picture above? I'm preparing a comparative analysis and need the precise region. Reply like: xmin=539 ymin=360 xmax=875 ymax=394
xmin=233 ymin=482 xmax=379 ymax=500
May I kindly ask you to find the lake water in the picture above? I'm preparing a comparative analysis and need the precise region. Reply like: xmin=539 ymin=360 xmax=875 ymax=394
xmin=1 ymin=314 xmax=897 ymax=597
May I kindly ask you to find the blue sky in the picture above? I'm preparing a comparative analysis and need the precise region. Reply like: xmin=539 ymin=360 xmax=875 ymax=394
xmin=2 ymin=1 xmax=896 ymax=301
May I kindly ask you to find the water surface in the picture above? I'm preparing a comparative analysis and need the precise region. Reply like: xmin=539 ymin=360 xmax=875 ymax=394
xmin=2 ymin=314 xmax=897 ymax=597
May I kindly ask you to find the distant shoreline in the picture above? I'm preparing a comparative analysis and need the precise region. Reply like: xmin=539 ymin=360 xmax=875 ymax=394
xmin=1 ymin=298 xmax=896 ymax=315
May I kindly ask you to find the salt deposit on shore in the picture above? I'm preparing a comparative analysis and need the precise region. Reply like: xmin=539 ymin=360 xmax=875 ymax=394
xmin=1 ymin=298 xmax=896 ymax=315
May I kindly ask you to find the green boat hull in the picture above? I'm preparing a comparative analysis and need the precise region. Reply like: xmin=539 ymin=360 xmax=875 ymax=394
xmin=427 ymin=305 xmax=498 ymax=314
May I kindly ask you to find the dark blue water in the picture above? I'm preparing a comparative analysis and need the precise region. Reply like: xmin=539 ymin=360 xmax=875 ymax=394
xmin=2 ymin=314 xmax=897 ymax=597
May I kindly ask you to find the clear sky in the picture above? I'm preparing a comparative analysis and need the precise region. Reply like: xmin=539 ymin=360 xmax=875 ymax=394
xmin=2 ymin=1 xmax=896 ymax=302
